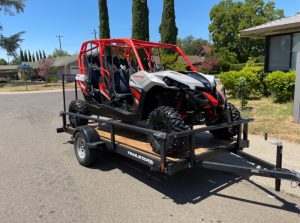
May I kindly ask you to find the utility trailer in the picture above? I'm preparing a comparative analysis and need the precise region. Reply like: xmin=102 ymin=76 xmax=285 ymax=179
xmin=57 ymin=75 xmax=300 ymax=192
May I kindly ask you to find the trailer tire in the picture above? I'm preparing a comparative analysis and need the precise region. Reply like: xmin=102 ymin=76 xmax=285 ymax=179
xmin=68 ymin=100 xmax=89 ymax=128
xmin=146 ymin=106 xmax=189 ymax=155
xmin=74 ymin=131 xmax=98 ymax=167
xmin=209 ymin=103 xmax=241 ymax=139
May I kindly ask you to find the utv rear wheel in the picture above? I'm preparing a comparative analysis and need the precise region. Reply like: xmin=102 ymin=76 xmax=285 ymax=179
xmin=146 ymin=106 xmax=189 ymax=155
xmin=209 ymin=103 xmax=241 ymax=139
xmin=68 ymin=100 xmax=89 ymax=128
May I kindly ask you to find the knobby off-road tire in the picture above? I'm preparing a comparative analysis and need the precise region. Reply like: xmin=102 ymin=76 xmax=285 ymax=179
xmin=146 ymin=106 xmax=190 ymax=155
xmin=209 ymin=103 xmax=241 ymax=139
xmin=74 ymin=131 xmax=97 ymax=167
xmin=68 ymin=100 xmax=89 ymax=128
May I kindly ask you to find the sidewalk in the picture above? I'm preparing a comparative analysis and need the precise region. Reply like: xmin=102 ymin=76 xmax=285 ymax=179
xmin=245 ymin=134 xmax=300 ymax=197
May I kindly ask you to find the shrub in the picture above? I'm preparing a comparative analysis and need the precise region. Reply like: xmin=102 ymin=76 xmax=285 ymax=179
xmin=219 ymin=61 xmax=231 ymax=72
xmin=47 ymin=76 xmax=58 ymax=83
xmin=220 ymin=70 xmax=260 ymax=98
xmin=160 ymin=53 xmax=186 ymax=71
xmin=235 ymin=77 xmax=248 ymax=109
xmin=240 ymin=64 xmax=270 ymax=95
xmin=199 ymin=57 xmax=219 ymax=74
xmin=230 ymin=63 xmax=245 ymax=71
xmin=265 ymin=71 xmax=296 ymax=103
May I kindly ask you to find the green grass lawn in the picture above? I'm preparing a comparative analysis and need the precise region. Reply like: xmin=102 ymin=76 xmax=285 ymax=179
xmin=229 ymin=97 xmax=300 ymax=143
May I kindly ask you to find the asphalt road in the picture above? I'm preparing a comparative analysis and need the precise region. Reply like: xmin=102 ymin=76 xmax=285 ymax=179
xmin=0 ymin=91 xmax=299 ymax=223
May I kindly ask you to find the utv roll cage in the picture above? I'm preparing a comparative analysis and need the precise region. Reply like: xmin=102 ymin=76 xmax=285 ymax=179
xmin=78 ymin=38 xmax=198 ymax=75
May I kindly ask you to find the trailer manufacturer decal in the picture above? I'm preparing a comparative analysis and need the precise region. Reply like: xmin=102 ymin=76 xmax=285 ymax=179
xmin=127 ymin=151 xmax=154 ymax=165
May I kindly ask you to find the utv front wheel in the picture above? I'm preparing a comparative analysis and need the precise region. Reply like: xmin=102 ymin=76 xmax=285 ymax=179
xmin=209 ymin=103 xmax=241 ymax=139
xmin=146 ymin=106 xmax=189 ymax=155
xmin=68 ymin=100 xmax=89 ymax=128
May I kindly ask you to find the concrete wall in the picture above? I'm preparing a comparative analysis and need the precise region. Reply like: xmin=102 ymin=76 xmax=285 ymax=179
xmin=294 ymin=52 xmax=300 ymax=123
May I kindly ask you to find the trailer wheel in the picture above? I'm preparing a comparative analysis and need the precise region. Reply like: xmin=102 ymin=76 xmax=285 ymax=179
xmin=68 ymin=100 xmax=89 ymax=128
xmin=209 ymin=103 xmax=241 ymax=139
xmin=74 ymin=131 xmax=98 ymax=167
xmin=146 ymin=106 xmax=189 ymax=155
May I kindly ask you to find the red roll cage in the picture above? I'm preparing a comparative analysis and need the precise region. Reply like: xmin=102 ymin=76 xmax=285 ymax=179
xmin=78 ymin=38 xmax=198 ymax=74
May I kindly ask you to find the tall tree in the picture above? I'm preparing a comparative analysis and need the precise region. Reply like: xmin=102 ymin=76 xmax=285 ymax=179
xmin=177 ymin=36 xmax=209 ymax=55
xmin=20 ymin=48 xmax=24 ymax=61
xmin=52 ymin=48 xmax=69 ymax=58
xmin=42 ymin=50 xmax=46 ymax=59
xmin=39 ymin=50 xmax=43 ymax=60
xmin=28 ymin=50 xmax=32 ymax=62
xmin=32 ymin=54 xmax=35 ymax=62
xmin=0 ymin=31 xmax=25 ymax=58
xmin=38 ymin=57 xmax=54 ymax=86
xmin=209 ymin=0 xmax=284 ymax=63
xmin=36 ymin=51 xmax=39 ymax=61
xmin=24 ymin=50 xmax=28 ymax=62
xmin=0 ymin=0 xmax=25 ymax=59
xmin=0 ymin=58 xmax=8 ymax=65
xmin=159 ymin=0 xmax=178 ymax=45
xmin=98 ymin=0 xmax=110 ymax=38
xmin=0 ymin=0 xmax=25 ymax=15
xmin=132 ymin=0 xmax=149 ymax=40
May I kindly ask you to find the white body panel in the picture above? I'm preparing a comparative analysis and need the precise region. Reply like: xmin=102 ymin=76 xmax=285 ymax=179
xmin=129 ymin=70 xmax=212 ymax=92
xmin=199 ymin=72 xmax=216 ymax=87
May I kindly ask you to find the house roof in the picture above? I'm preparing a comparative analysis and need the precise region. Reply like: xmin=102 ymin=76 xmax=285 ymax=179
xmin=240 ymin=14 xmax=300 ymax=38
xmin=198 ymin=44 xmax=212 ymax=55
xmin=26 ymin=55 xmax=78 ymax=69
xmin=0 ymin=65 xmax=18 ymax=70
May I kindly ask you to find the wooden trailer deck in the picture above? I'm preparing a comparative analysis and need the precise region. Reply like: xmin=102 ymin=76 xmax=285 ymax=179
xmin=96 ymin=125 xmax=236 ymax=163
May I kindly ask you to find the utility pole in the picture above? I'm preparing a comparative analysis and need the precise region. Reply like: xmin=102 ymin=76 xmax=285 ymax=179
xmin=91 ymin=29 xmax=98 ymax=39
xmin=56 ymin=35 xmax=63 ymax=50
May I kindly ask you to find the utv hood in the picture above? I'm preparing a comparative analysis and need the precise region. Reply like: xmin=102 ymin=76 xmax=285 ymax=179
xmin=153 ymin=70 xmax=205 ymax=90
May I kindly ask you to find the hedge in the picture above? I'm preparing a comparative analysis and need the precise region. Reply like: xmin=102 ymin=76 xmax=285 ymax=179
xmin=220 ymin=67 xmax=261 ymax=98
xmin=265 ymin=71 xmax=296 ymax=103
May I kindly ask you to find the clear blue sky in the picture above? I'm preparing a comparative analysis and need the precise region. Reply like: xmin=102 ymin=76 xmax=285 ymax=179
xmin=0 ymin=0 xmax=299 ymax=60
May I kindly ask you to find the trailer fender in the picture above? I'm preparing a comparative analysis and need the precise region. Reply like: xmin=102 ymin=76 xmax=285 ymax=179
xmin=73 ymin=126 xmax=103 ymax=149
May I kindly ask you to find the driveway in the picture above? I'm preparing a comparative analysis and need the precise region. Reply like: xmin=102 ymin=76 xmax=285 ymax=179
xmin=0 ymin=91 xmax=299 ymax=223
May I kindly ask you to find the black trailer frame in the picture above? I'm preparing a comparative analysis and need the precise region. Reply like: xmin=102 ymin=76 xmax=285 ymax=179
xmin=57 ymin=75 xmax=300 ymax=192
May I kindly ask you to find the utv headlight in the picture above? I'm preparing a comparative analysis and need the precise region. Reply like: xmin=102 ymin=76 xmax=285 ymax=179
xmin=163 ymin=77 xmax=189 ymax=89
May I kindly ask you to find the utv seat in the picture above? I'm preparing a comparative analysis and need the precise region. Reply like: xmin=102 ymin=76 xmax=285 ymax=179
xmin=114 ymin=69 xmax=130 ymax=94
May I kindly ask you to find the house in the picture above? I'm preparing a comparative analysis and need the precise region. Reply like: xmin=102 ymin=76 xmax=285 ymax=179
xmin=240 ymin=14 xmax=300 ymax=73
xmin=197 ymin=44 xmax=212 ymax=58
xmin=52 ymin=55 xmax=78 ymax=78
xmin=27 ymin=55 xmax=78 ymax=81
xmin=0 ymin=65 xmax=19 ymax=81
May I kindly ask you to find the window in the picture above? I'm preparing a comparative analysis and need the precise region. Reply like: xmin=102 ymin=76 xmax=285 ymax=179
xmin=291 ymin=33 xmax=300 ymax=70
xmin=268 ymin=34 xmax=291 ymax=71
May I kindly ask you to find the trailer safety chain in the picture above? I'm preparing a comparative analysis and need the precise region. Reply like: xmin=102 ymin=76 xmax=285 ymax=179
xmin=290 ymin=170 xmax=300 ymax=188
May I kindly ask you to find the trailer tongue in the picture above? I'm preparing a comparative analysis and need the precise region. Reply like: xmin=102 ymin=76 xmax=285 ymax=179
xmin=57 ymin=75 xmax=300 ymax=192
